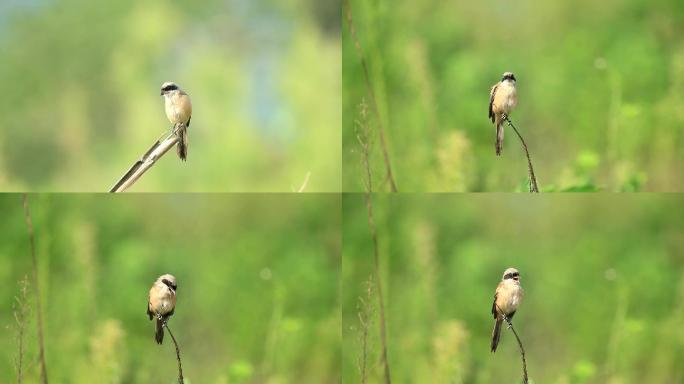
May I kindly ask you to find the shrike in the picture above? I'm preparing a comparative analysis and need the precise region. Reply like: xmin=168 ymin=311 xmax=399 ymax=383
xmin=491 ymin=267 xmax=523 ymax=353
xmin=160 ymin=82 xmax=192 ymax=161
xmin=147 ymin=274 xmax=177 ymax=344
xmin=489 ymin=72 xmax=518 ymax=156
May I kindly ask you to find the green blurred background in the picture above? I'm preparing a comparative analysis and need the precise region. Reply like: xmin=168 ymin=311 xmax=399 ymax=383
xmin=0 ymin=194 xmax=340 ymax=383
xmin=0 ymin=0 xmax=340 ymax=192
xmin=343 ymin=194 xmax=684 ymax=383
xmin=343 ymin=0 xmax=684 ymax=192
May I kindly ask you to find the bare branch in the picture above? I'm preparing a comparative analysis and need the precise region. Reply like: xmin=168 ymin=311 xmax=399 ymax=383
xmin=497 ymin=304 xmax=529 ymax=384
xmin=109 ymin=133 xmax=179 ymax=192
xmin=163 ymin=322 xmax=184 ymax=384
xmin=504 ymin=117 xmax=539 ymax=193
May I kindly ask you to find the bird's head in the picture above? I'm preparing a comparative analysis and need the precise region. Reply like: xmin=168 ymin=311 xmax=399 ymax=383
xmin=501 ymin=72 xmax=516 ymax=83
xmin=160 ymin=82 xmax=180 ymax=96
xmin=157 ymin=274 xmax=177 ymax=292
xmin=502 ymin=267 xmax=520 ymax=282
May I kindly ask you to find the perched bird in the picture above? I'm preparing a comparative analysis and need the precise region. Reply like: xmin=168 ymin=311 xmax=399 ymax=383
xmin=491 ymin=267 xmax=524 ymax=353
xmin=160 ymin=82 xmax=192 ymax=161
xmin=147 ymin=274 xmax=177 ymax=344
xmin=489 ymin=72 xmax=518 ymax=155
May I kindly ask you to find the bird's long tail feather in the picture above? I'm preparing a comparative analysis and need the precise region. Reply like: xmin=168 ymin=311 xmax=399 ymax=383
xmin=176 ymin=122 xmax=188 ymax=161
xmin=495 ymin=118 xmax=504 ymax=156
xmin=491 ymin=318 xmax=502 ymax=352
xmin=155 ymin=317 xmax=164 ymax=344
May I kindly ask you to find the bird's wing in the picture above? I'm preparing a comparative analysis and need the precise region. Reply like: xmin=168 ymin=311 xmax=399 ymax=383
xmin=489 ymin=83 xmax=499 ymax=122
xmin=491 ymin=291 xmax=498 ymax=318
xmin=178 ymin=91 xmax=192 ymax=118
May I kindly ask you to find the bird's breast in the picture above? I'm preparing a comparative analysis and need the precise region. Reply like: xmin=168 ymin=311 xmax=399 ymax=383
xmin=164 ymin=92 xmax=192 ymax=125
xmin=497 ymin=282 xmax=523 ymax=314
xmin=496 ymin=82 xmax=517 ymax=114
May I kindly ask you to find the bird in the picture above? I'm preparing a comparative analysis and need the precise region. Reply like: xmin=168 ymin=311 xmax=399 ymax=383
xmin=489 ymin=72 xmax=518 ymax=156
xmin=491 ymin=267 xmax=524 ymax=353
xmin=147 ymin=274 xmax=177 ymax=344
xmin=160 ymin=82 xmax=192 ymax=161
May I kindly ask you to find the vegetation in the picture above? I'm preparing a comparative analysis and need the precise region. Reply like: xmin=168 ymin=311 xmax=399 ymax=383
xmin=343 ymin=0 xmax=684 ymax=191
xmin=343 ymin=194 xmax=684 ymax=382
xmin=0 ymin=194 xmax=340 ymax=383
xmin=0 ymin=0 xmax=340 ymax=192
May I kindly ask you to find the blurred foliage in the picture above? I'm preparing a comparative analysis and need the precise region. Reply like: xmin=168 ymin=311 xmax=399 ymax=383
xmin=343 ymin=0 xmax=684 ymax=191
xmin=0 ymin=0 xmax=341 ymax=192
xmin=0 ymin=194 xmax=340 ymax=383
xmin=343 ymin=194 xmax=684 ymax=383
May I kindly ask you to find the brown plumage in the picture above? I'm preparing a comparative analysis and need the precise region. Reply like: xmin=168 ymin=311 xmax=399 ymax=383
xmin=489 ymin=72 xmax=518 ymax=156
xmin=491 ymin=267 xmax=523 ymax=353
xmin=147 ymin=274 xmax=177 ymax=344
xmin=175 ymin=121 xmax=189 ymax=161
xmin=161 ymin=82 xmax=192 ymax=161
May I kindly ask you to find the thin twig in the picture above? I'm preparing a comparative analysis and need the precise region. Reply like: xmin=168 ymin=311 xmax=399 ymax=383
xmin=357 ymin=97 xmax=391 ymax=383
xmin=109 ymin=132 xmax=179 ymax=192
xmin=356 ymin=99 xmax=373 ymax=192
xmin=163 ymin=322 xmax=184 ymax=384
xmin=504 ymin=116 xmax=539 ymax=193
xmin=364 ymin=195 xmax=392 ymax=384
xmin=357 ymin=276 xmax=374 ymax=384
xmin=343 ymin=0 xmax=398 ymax=192
xmin=497 ymin=305 xmax=529 ymax=384
xmin=295 ymin=171 xmax=311 ymax=192
xmin=13 ymin=276 xmax=30 ymax=384
xmin=22 ymin=195 xmax=48 ymax=384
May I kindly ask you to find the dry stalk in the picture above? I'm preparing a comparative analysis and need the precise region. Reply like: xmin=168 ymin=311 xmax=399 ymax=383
xmin=22 ymin=195 xmax=49 ymax=384
xmin=163 ymin=321 xmax=184 ymax=384
xmin=344 ymin=0 xmax=398 ymax=192
xmin=504 ymin=116 xmax=539 ymax=193
xmin=109 ymin=132 xmax=179 ymax=192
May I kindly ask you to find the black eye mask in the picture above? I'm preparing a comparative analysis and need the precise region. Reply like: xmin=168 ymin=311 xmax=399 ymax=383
xmin=161 ymin=84 xmax=179 ymax=93
xmin=504 ymin=273 xmax=520 ymax=280
xmin=162 ymin=279 xmax=177 ymax=291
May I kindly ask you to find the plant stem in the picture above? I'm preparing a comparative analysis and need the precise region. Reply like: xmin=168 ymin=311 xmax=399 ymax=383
xmin=505 ymin=116 xmax=539 ymax=193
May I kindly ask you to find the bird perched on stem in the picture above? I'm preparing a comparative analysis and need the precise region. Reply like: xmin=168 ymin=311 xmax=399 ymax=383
xmin=147 ymin=274 xmax=177 ymax=344
xmin=491 ymin=267 xmax=523 ymax=352
xmin=160 ymin=82 xmax=192 ymax=161
xmin=489 ymin=72 xmax=518 ymax=155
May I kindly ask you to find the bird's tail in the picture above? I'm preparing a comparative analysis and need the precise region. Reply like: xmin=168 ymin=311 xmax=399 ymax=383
xmin=491 ymin=317 xmax=502 ymax=352
xmin=175 ymin=122 xmax=188 ymax=161
xmin=155 ymin=317 xmax=164 ymax=344
xmin=495 ymin=117 xmax=504 ymax=156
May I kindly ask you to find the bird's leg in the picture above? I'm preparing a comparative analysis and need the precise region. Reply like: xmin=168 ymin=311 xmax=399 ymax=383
xmin=172 ymin=122 xmax=183 ymax=135
xmin=502 ymin=313 xmax=513 ymax=329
